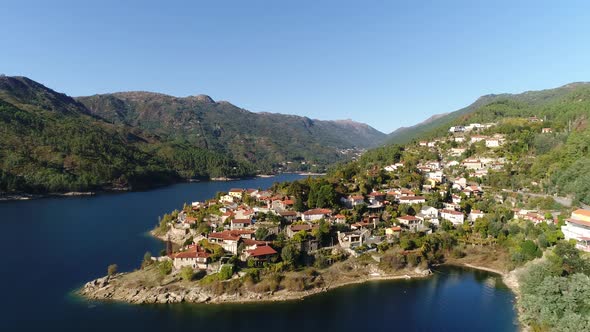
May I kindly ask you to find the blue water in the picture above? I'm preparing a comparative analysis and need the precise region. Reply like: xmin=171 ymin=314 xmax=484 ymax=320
xmin=0 ymin=174 xmax=517 ymax=331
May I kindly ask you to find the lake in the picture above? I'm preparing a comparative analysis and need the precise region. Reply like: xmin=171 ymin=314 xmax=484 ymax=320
xmin=0 ymin=174 xmax=518 ymax=331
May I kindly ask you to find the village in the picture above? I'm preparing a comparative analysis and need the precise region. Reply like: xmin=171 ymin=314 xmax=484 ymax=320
xmin=153 ymin=116 xmax=589 ymax=279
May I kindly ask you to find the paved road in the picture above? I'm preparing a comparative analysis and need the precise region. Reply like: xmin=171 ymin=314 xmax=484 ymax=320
xmin=501 ymin=189 xmax=573 ymax=207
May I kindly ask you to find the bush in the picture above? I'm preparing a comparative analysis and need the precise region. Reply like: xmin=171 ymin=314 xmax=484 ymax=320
xmin=180 ymin=266 xmax=194 ymax=281
xmin=158 ymin=260 xmax=173 ymax=276
xmin=282 ymin=276 xmax=306 ymax=292
xmin=219 ymin=264 xmax=234 ymax=280
xmin=107 ymin=264 xmax=118 ymax=276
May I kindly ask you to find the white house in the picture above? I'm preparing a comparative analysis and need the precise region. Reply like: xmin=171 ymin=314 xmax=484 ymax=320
xmin=302 ymin=208 xmax=332 ymax=221
xmin=228 ymin=188 xmax=244 ymax=199
xmin=397 ymin=215 xmax=422 ymax=231
xmin=440 ymin=209 xmax=465 ymax=225
xmin=468 ymin=210 xmax=485 ymax=222
xmin=562 ymin=209 xmax=590 ymax=252
xmin=398 ymin=196 xmax=426 ymax=204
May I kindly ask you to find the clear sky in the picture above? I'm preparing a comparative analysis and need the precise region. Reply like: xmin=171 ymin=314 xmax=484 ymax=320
xmin=2 ymin=0 xmax=590 ymax=133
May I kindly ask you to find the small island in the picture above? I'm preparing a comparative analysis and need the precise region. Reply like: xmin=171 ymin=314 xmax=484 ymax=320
xmin=81 ymin=118 xmax=590 ymax=331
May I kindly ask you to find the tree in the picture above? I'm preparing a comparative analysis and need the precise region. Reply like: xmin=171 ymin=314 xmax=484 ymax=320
xmin=158 ymin=260 xmax=173 ymax=276
xmin=107 ymin=264 xmax=118 ymax=276
xmin=281 ymin=243 xmax=301 ymax=266
xmin=142 ymin=251 xmax=153 ymax=268
xmin=255 ymin=227 xmax=270 ymax=240
xmin=180 ymin=266 xmax=194 ymax=281
xmin=219 ymin=264 xmax=234 ymax=280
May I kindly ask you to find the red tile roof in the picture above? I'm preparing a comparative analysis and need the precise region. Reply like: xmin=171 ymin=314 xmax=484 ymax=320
xmin=398 ymin=215 xmax=420 ymax=221
xmin=303 ymin=208 xmax=332 ymax=216
xmin=246 ymin=245 xmax=278 ymax=257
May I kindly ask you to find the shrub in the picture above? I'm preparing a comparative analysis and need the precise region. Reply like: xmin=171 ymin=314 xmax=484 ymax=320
xmin=158 ymin=260 xmax=173 ymax=276
xmin=107 ymin=264 xmax=118 ymax=276
xmin=180 ymin=266 xmax=194 ymax=281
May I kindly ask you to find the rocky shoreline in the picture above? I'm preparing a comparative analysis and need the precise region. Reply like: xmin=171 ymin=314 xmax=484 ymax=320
xmin=78 ymin=267 xmax=432 ymax=305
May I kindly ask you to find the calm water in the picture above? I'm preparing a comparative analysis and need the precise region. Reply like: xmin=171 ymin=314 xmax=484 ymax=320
xmin=0 ymin=174 xmax=517 ymax=331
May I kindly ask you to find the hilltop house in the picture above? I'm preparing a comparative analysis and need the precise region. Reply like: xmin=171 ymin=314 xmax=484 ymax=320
xmin=228 ymin=188 xmax=244 ymax=199
xmin=561 ymin=209 xmax=590 ymax=252
xmin=241 ymin=245 xmax=278 ymax=265
xmin=397 ymin=215 xmax=422 ymax=231
xmin=341 ymin=195 xmax=365 ymax=208
xmin=230 ymin=218 xmax=252 ymax=230
xmin=208 ymin=230 xmax=253 ymax=254
xmin=440 ymin=209 xmax=464 ymax=225
xmin=170 ymin=245 xmax=211 ymax=270
xmin=398 ymin=196 xmax=426 ymax=205
xmin=468 ymin=210 xmax=485 ymax=222
xmin=302 ymin=208 xmax=332 ymax=221
xmin=337 ymin=230 xmax=370 ymax=249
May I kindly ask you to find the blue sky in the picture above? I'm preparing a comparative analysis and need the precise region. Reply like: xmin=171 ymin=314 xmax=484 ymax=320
xmin=2 ymin=0 xmax=590 ymax=133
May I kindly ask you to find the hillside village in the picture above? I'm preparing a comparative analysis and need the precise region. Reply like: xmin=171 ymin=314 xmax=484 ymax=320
xmin=81 ymin=113 xmax=590 ymax=331
xmin=150 ymin=116 xmax=590 ymax=279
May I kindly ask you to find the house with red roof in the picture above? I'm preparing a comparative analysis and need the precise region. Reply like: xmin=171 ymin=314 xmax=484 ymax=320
xmin=241 ymin=245 xmax=278 ymax=265
xmin=398 ymin=196 xmax=426 ymax=205
xmin=170 ymin=244 xmax=211 ymax=270
xmin=230 ymin=218 xmax=252 ymax=230
xmin=397 ymin=215 xmax=422 ymax=231
xmin=207 ymin=230 xmax=254 ymax=254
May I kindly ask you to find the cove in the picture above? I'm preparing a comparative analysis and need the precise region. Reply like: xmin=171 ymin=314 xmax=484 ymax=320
xmin=0 ymin=174 xmax=517 ymax=331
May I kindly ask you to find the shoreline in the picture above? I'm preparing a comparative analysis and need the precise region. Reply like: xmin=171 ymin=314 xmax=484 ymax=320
xmin=77 ymin=260 xmax=520 ymax=306
xmin=77 ymin=268 xmax=431 ymax=305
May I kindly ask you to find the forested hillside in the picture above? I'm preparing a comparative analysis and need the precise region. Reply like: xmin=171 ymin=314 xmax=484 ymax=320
xmin=77 ymin=92 xmax=387 ymax=173
xmin=0 ymin=76 xmax=254 ymax=193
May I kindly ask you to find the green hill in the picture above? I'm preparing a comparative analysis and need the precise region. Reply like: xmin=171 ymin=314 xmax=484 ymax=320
xmin=0 ymin=76 xmax=255 ymax=193
xmin=76 ymin=92 xmax=387 ymax=172
xmin=0 ymin=76 xmax=386 ymax=194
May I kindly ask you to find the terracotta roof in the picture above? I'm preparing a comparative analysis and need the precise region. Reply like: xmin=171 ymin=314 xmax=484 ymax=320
xmin=398 ymin=215 xmax=420 ymax=221
xmin=246 ymin=245 xmax=278 ymax=257
xmin=231 ymin=218 xmax=252 ymax=224
xmin=388 ymin=226 xmax=402 ymax=231
xmin=334 ymin=214 xmax=346 ymax=219
xmin=171 ymin=245 xmax=210 ymax=259
xmin=573 ymin=209 xmax=590 ymax=217
xmin=242 ymin=238 xmax=269 ymax=246
xmin=229 ymin=188 xmax=243 ymax=193
xmin=441 ymin=209 xmax=463 ymax=215
xmin=566 ymin=218 xmax=590 ymax=227
xmin=279 ymin=211 xmax=298 ymax=216
xmin=289 ymin=224 xmax=316 ymax=232
xmin=208 ymin=230 xmax=254 ymax=241
xmin=303 ymin=208 xmax=332 ymax=215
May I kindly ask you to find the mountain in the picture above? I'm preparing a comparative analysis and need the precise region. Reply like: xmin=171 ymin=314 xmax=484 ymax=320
xmin=0 ymin=76 xmax=385 ymax=194
xmin=76 ymin=92 xmax=387 ymax=172
xmin=387 ymin=82 xmax=590 ymax=144
xmin=0 ymin=76 xmax=259 ymax=194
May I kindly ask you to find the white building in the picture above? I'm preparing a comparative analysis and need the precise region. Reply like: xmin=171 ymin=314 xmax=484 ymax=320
xmin=562 ymin=209 xmax=590 ymax=252
xmin=440 ymin=209 xmax=465 ymax=225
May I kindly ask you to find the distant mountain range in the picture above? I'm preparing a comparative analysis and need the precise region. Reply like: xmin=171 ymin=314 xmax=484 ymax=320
xmin=0 ymin=76 xmax=386 ymax=194
xmin=76 ymin=91 xmax=387 ymax=170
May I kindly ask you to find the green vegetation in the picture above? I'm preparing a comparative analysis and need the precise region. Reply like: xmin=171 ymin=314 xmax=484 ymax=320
xmin=157 ymin=260 xmax=173 ymax=276
xmin=0 ymin=77 xmax=255 ymax=194
xmin=179 ymin=266 xmax=194 ymax=281
xmin=518 ymin=241 xmax=590 ymax=331
xmin=77 ymin=91 xmax=387 ymax=174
